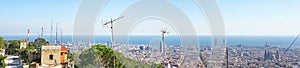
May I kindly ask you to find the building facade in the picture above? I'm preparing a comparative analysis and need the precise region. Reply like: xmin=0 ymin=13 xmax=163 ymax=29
xmin=41 ymin=46 xmax=61 ymax=65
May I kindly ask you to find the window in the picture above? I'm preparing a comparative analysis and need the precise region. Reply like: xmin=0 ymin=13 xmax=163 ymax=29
xmin=49 ymin=54 xmax=53 ymax=60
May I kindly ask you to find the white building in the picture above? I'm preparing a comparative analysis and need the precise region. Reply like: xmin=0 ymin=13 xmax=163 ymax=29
xmin=5 ymin=56 xmax=23 ymax=68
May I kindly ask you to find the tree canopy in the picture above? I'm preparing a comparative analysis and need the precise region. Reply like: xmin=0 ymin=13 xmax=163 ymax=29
xmin=0 ymin=37 xmax=8 ymax=52
xmin=34 ymin=38 xmax=49 ymax=47
xmin=75 ymin=44 xmax=163 ymax=68
xmin=0 ymin=55 xmax=7 ymax=68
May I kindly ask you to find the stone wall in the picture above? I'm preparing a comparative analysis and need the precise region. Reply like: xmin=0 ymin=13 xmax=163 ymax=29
xmin=41 ymin=46 xmax=61 ymax=65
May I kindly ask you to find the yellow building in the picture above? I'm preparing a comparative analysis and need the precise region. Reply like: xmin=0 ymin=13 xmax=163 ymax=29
xmin=20 ymin=40 xmax=28 ymax=49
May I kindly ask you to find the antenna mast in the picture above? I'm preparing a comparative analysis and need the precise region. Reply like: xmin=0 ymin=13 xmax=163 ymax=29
xmin=27 ymin=28 xmax=30 ymax=41
xmin=56 ymin=23 xmax=58 ymax=45
xmin=50 ymin=18 xmax=53 ymax=44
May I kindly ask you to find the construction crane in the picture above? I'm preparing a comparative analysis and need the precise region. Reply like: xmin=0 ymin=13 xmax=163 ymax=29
xmin=281 ymin=34 xmax=300 ymax=60
xmin=160 ymin=28 xmax=169 ymax=54
xmin=103 ymin=16 xmax=124 ymax=48
xmin=103 ymin=16 xmax=124 ymax=68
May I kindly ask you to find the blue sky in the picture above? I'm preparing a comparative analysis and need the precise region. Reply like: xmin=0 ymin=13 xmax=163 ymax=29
xmin=0 ymin=0 xmax=300 ymax=36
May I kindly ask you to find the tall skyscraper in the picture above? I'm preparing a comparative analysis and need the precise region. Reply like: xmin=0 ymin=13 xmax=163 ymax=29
xmin=276 ymin=49 xmax=280 ymax=61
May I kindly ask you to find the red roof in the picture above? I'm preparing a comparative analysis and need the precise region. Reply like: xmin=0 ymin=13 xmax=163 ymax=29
xmin=61 ymin=46 xmax=68 ymax=52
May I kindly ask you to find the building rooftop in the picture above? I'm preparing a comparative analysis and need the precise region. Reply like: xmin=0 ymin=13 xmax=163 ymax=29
xmin=61 ymin=46 xmax=68 ymax=52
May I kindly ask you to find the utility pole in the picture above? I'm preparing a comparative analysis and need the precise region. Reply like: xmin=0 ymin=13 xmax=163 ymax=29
xmin=56 ymin=23 xmax=58 ymax=45
xmin=60 ymin=30 xmax=63 ymax=45
xmin=27 ymin=28 xmax=30 ymax=41
xmin=103 ymin=16 xmax=124 ymax=68
xmin=50 ymin=18 xmax=53 ymax=45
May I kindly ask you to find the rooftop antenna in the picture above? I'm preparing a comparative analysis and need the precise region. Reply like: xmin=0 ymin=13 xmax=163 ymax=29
xmin=60 ymin=29 xmax=63 ymax=45
xmin=56 ymin=23 xmax=58 ymax=45
xmin=27 ymin=28 xmax=30 ymax=41
xmin=50 ymin=18 xmax=54 ymax=45
xmin=281 ymin=34 xmax=300 ymax=60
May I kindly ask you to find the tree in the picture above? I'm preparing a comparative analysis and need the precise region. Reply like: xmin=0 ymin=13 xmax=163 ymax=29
xmin=77 ymin=48 xmax=100 ymax=68
xmin=26 ymin=42 xmax=37 ymax=50
xmin=19 ymin=49 xmax=30 ymax=64
xmin=34 ymin=38 xmax=49 ymax=47
xmin=6 ymin=40 xmax=20 ymax=55
xmin=75 ymin=44 xmax=161 ymax=68
xmin=0 ymin=37 xmax=5 ymax=49
xmin=0 ymin=55 xmax=7 ymax=68
xmin=67 ymin=50 xmax=74 ymax=60
xmin=0 ymin=37 xmax=8 ymax=53
xmin=76 ymin=44 xmax=124 ymax=68
xmin=7 ymin=40 xmax=20 ymax=49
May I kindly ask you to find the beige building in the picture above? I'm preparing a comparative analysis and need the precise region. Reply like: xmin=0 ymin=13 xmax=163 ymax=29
xmin=41 ymin=46 xmax=61 ymax=65
xmin=20 ymin=40 xmax=28 ymax=49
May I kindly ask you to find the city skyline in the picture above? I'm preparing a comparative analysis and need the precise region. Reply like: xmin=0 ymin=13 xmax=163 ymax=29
xmin=0 ymin=0 xmax=300 ymax=36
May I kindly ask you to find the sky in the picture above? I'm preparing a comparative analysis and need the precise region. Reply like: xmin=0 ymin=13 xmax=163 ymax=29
xmin=0 ymin=0 xmax=300 ymax=36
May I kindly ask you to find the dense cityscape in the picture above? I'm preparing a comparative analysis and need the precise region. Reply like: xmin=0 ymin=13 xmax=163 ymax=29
xmin=1 ymin=0 xmax=300 ymax=68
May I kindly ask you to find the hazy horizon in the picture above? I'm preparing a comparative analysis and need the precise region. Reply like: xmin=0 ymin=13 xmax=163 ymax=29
xmin=1 ymin=0 xmax=300 ymax=36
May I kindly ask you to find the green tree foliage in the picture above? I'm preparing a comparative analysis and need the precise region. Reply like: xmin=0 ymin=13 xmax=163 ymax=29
xmin=26 ymin=42 xmax=37 ymax=50
xmin=76 ymin=44 xmax=163 ymax=68
xmin=0 ymin=37 xmax=6 ymax=49
xmin=93 ymin=45 xmax=125 ymax=67
xmin=77 ymin=48 xmax=100 ymax=68
xmin=67 ymin=50 xmax=74 ymax=60
xmin=0 ymin=55 xmax=7 ymax=68
xmin=19 ymin=49 xmax=30 ymax=64
xmin=6 ymin=40 xmax=20 ymax=55
xmin=34 ymin=38 xmax=49 ymax=47
xmin=152 ymin=64 xmax=164 ymax=68
xmin=0 ymin=37 xmax=8 ymax=53
xmin=7 ymin=40 xmax=20 ymax=48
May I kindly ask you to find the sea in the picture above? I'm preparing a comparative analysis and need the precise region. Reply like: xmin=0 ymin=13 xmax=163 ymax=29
xmin=1 ymin=35 xmax=300 ymax=46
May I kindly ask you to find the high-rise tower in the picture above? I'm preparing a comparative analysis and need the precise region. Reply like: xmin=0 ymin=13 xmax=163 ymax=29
xmin=276 ymin=49 xmax=280 ymax=61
